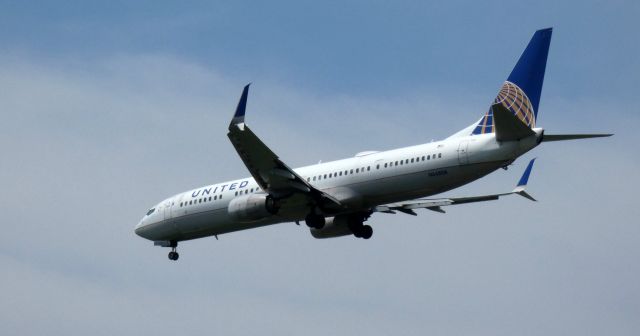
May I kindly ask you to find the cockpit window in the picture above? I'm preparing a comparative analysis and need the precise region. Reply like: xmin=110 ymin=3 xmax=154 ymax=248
xmin=146 ymin=208 xmax=155 ymax=216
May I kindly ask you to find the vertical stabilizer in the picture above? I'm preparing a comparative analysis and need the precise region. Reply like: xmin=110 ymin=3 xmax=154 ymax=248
xmin=472 ymin=28 xmax=553 ymax=135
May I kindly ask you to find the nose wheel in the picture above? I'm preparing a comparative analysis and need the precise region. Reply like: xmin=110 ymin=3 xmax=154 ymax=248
xmin=168 ymin=250 xmax=179 ymax=261
xmin=168 ymin=241 xmax=179 ymax=261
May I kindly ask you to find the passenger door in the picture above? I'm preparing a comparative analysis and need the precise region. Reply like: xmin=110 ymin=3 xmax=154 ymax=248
xmin=162 ymin=201 xmax=172 ymax=221
xmin=458 ymin=140 xmax=469 ymax=165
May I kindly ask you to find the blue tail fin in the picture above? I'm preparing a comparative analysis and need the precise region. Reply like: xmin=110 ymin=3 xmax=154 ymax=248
xmin=472 ymin=28 xmax=553 ymax=135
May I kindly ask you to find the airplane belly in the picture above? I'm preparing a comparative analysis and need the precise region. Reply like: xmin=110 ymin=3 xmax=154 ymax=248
xmin=358 ymin=161 xmax=505 ymax=206
xmin=174 ymin=207 xmax=286 ymax=241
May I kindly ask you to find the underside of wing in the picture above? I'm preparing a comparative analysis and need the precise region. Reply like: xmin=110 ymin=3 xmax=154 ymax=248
xmin=374 ymin=159 xmax=537 ymax=215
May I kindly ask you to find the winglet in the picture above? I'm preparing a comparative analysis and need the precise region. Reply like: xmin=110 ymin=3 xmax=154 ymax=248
xmin=513 ymin=158 xmax=537 ymax=201
xmin=517 ymin=158 xmax=536 ymax=187
xmin=230 ymin=84 xmax=251 ymax=128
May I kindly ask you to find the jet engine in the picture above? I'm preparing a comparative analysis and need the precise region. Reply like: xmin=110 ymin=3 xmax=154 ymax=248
xmin=227 ymin=194 xmax=278 ymax=223
xmin=310 ymin=214 xmax=373 ymax=239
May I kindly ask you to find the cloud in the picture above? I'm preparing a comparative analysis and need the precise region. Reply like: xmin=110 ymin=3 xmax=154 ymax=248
xmin=0 ymin=54 xmax=638 ymax=336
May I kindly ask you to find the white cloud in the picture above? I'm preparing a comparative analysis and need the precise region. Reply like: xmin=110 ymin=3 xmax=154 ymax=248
xmin=0 ymin=54 xmax=638 ymax=336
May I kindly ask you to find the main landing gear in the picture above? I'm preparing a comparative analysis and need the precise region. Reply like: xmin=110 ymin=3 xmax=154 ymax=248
xmin=352 ymin=224 xmax=373 ymax=239
xmin=305 ymin=212 xmax=325 ymax=229
xmin=168 ymin=241 xmax=179 ymax=261
xmin=347 ymin=213 xmax=373 ymax=239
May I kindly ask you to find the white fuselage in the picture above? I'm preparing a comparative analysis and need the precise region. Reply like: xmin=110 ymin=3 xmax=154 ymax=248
xmin=134 ymin=129 xmax=542 ymax=242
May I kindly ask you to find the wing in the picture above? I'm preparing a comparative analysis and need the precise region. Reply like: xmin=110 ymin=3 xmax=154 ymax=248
xmin=374 ymin=159 xmax=537 ymax=215
xmin=227 ymin=85 xmax=341 ymax=207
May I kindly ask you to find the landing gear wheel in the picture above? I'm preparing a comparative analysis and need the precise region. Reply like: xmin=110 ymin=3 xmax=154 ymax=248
xmin=352 ymin=227 xmax=362 ymax=238
xmin=168 ymin=242 xmax=179 ymax=261
xmin=351 ymin=224 xmax=373 ymax=239
xmin=168 ymin=251 xmax=179 ymax=260
xmin=360 ymin=225 xmax=373 ymax=239
xmin=305 ymin=213 xmax=325 ymax=229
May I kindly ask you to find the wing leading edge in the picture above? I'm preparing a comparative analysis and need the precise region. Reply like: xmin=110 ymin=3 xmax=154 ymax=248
xmin=227 ymin=85 xmax=341 ymax=206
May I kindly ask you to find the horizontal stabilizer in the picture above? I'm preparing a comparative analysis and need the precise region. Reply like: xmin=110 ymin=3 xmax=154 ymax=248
xmin=542 ymin=134 xmax=613 ymax=142
xmin=492 ymin=103 xmax=536 ymax=141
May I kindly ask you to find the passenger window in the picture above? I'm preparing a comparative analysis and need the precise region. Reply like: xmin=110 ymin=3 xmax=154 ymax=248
xmin=411 ymin=158 xmax=414 ymax=163
xmin=376 ymin=164 xmax=380 ymax=169
xmin=439 ymin=153 xmax=442 ymax=158
xmin=356 ymin=168 xmax=359 ymax=173
xmin=189 ymin=200 xmax=192 ymax=205
xmin=367 ymin=166 xmax=370 ymax=171
xmin=313 ymin=176 xmax=316 ymax=181
xmin=350 ymin=169 xmax=353 ymax=174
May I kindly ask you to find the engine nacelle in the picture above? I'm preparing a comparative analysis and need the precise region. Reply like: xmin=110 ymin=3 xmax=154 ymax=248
xmin=227 ymin=194 xmax=278 ymax=223
xmin=309 ymin=215 xmax=354 ymax=239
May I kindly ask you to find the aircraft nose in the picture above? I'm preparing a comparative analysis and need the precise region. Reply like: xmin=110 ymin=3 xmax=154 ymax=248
xmin=134 ymin=219 xmax=148 ymax=238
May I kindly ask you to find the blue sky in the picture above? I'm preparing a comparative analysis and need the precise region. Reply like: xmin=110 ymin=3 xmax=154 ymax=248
xmin=2 ymin=1 xmax=637 ymax=98
xmin=1 ymin=1 xmax=638 ymax=335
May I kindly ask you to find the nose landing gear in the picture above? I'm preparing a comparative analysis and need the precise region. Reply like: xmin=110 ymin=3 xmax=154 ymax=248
xmin=153 ymin=240 xmax=181 ymax=261
xmin=168 ymin=249 xmax=179 ymax=261
xmin=168 ymin=241 xmax=179 ymax=261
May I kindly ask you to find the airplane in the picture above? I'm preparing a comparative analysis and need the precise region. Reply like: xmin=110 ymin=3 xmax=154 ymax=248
xmin=134 ymin=28 xmax=612 ymax=260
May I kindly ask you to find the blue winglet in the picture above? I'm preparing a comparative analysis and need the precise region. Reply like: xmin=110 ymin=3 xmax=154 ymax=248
xmin=230 ymin=83 xmax=250 ymax=127
xmin=517 ymin=158 xmax=536 ymax=187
